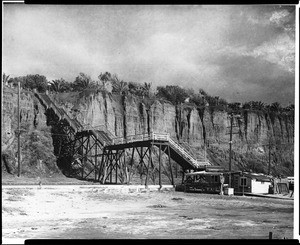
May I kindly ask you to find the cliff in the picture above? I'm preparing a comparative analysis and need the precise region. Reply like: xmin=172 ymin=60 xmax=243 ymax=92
xmin=2 ymin=87 xmax=294 ymax=179
xmin=2 ymin=87 xmax=60 ymax=177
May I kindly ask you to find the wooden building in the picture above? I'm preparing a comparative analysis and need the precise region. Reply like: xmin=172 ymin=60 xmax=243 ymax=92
xmin=184 ymin=171 xmax=231 ymax=193
xmin=232 ymin=172 xmax=272 ymax=194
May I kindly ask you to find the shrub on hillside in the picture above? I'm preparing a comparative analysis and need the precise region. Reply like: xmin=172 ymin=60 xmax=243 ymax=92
xmin=22 ymin=130 xmax=59 ymax=175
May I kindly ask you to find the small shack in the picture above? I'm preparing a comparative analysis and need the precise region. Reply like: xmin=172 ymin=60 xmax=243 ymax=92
xmin=271 ymin=177 xmax=290 ymax=194
xmin=232 ymin=172 xmax=272 ymax=194
xmin=184 ymin=171 xmax=230 ymax=193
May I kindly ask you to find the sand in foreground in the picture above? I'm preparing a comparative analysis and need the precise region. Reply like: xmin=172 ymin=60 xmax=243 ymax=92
xmin=2 ymin=185 xmax=293 ymax=241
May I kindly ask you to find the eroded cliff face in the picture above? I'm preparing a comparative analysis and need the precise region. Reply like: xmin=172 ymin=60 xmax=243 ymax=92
xmin=51 ymin=92 xmax=294 ymax=176
xmin=2 ymin=87 xmax=59 ymax=176
xmin=2 ymin=86 xmax=294 ymax=179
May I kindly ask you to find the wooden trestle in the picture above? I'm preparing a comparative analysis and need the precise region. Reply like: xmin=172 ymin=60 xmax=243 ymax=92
xmin=99 ymin=139 xmax=177 ymax=187
xmin=69 ymin=131 xmax=105 ymax=181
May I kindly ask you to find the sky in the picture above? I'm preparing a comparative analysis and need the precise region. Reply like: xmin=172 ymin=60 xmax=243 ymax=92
xmin=2 ymin=4 xmax=296 ymax=105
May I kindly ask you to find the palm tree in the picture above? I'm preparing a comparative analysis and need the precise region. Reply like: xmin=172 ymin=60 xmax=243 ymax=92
xmin=199 ymin=89 xmax=208 ymax=97
xmin=253 ymin=101 xmax=266 ymax=112
xmin=2 ymin=73 xmax=10 ymax=86
xmin=49 ymin=79 xmax=67 ymax=92
xmin=73 ymin=73 xmax=94 ymax=91
xmin=270 ymin=102 xmax=281 ymax=112
xmin=111 ymin=74 xmax=128 ymax=95
xmin=143 ymin=82 xmax=152 ymax=97
xmin=285 ymin=104 xmax=294 ymax=111
xmin=242 ymin=102 xmax=251 ymax=110
xmin=128 ymin=82 xmax=147 ymax=97
xmin=98 ymin=72 xmax=113 ymax=82
xmin=228 ymin=102 xmax=242 ymax=113
xmin=138 ymin=86 xmax=147 ymax=97
xmin=283 ymin=104 xmax=294 ymax=116
xmin=99 ymin=80 xmax=112 ymax=93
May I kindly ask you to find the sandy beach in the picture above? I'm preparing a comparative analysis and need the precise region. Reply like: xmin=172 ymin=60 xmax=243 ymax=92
xmin=2 ymin=184 xmax=293 ymax=242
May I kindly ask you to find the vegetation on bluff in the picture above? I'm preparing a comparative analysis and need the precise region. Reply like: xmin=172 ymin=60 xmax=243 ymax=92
xmin=3 ymin=72 xmax=294 ymax=116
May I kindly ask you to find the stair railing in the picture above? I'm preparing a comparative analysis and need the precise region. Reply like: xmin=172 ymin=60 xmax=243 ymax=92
xmin=109 ymin=131 xmax=210 ymax=167
xmin=178 ymin=139 xmax=210 ymax=165
xmin=35 ymin=92 xmax=83 ymax=132
xmin=88 ymin=124 xmax=115 ymax=140
xmin=167 ymin=137 xmax=199 ymax=167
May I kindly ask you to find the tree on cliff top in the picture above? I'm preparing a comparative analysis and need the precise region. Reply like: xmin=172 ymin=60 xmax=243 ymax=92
xmin=49 ymin=78 xmax=72 ymax=93
xmin=98 ymin=72 xmax=113 ymax=82
xmin=2 ymin=73 xmax=10 ymax=86
xmin=127 ymin=81 xmax=153 ymax=98
xmin=111 ymin=74 xmax=129 ymax=95
xmin=8 ymin=74 xmax=48 ymax=92
xmin=97 ymin=72 xmax=113 ymax=93
xmin=72 ymin=73 xmax=95 ymax=91
xmin=23 ymin=74 xmax=48 ymax=92
xmin=156 ymin=85 xmax=188 ymax=105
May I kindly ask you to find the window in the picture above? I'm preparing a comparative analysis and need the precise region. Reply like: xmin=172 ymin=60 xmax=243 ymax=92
xmin=213 ymin=175 xmax=218 ymax=182
xmin=240 ymin=177 xmax=247 ymax=186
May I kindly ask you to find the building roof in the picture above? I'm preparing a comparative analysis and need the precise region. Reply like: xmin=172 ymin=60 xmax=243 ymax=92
xmin=186 ymin=170 xmax=272 ymax=182
xmin=242 ymin=172 xmax=272 ymax=182
xmin=186 ymin=171 xmax=236 ymax=176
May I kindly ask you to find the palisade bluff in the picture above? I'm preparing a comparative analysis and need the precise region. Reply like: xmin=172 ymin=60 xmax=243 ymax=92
xmin=2 ymin=76 xmax=294 ymax=180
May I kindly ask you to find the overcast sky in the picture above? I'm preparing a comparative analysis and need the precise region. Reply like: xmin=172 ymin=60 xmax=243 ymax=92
xmin=3 ymin=5 xmax=296 ymax=105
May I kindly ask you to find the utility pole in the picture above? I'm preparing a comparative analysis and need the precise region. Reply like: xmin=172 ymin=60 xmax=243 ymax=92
xmin=227 ymin=112 xmax=241 ymax=188
xmin=262 ymin=138 xmax=293 ymax=176
xmin=228 ymin=113 xmax=233 ymax=188
xmin=204 ymin=143 xmax=206 ymax=162
xmin=17 ymin=80 xmax=21 ymax=177
xmin=268 ymin=138 xmax=271 ymax=175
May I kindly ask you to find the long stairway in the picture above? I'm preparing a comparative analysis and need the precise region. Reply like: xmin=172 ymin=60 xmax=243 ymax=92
xmin=34 ymin=91 xmax=112 ymax=146
xmin=35 ymin=91 xmax=211 ymax=176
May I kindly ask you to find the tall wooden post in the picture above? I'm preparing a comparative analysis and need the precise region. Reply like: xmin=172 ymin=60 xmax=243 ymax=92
xmin=98 ymin=149 xmax=105 ymax=182
xmin=168 ymin=145 xmax=174 ymax=186
xmin=110 ymin=153 xmax=113 ymax=183
xmin=124 ymin=151 xmax=129 ymax=184
xmin=85 ymin=135 xmax=90 ymax=179
xmin=145 ymin=145 xmax=151 ymax=187
xmin=140 ymin=147 xmax=143 ymax=185
xmin=17 ymin=80 xmax=21 ymax=177
xmin=268 ymin=138 xmax=271 ymax=175
xmin=229 ymin=114 xmax=233 ymax=188
xmin=115 ymin=150 xmax=118 ymax=183
xmin=128 ymin=147 xmax=135 ymax=185
xmin=159 ymin=144 xmax=162 ymax=189
xmin=181 ymin=168 xmax=185 ymax=184
xmin=102 ymin=153 xmax=108 ymax=184
xmin=81 ymin=136 xmax=85 ymax=179
xmin=204 ymin=143 xmax=207 ymax=162
xmin=94 ymin=140 xmax=97 ymax=181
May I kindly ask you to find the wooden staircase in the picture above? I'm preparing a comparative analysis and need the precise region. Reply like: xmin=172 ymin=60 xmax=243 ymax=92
xmin=34 ymin=91 xmax=114 ymax=146
xmin=35 ymin=91 xmax=211 ymax=182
